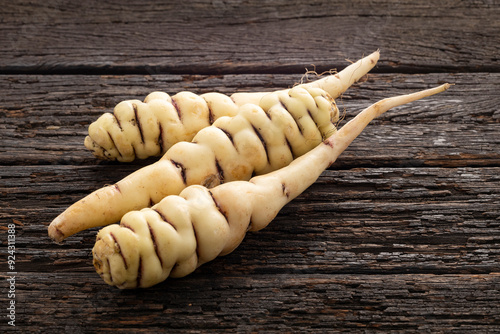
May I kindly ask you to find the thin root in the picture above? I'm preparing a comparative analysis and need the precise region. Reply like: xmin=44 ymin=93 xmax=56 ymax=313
xmin=298 ymin=65 xmax=339 ymax=86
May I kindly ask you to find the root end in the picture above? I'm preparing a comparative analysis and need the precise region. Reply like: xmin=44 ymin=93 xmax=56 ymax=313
xmin=48 ymin=223 xmax=66 ymax=244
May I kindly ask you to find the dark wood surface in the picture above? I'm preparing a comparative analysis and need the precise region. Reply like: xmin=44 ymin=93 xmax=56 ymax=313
xmin=1 ymin=1 xmax=499 ymax=333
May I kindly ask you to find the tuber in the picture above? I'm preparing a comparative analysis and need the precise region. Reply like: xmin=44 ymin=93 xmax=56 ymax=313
xmin=50 ymin=85 xmax=341 ymax=242
xmin=85 ymin=51 xmax=379 ymax=162
xmin=92 ymin=83 xmax=451 ymax=289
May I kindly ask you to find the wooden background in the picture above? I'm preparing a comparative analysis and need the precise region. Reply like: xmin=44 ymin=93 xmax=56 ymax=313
xmin=1 ymin=0 xmax=499 ymax=332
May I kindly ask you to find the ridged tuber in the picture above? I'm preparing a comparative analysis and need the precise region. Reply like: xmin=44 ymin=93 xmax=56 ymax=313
xmin=84 ymin=51 xmax=379 ymax=162
xmin=50 ymin=85 xmax=339 ymax=242
xmin=92 ymin=83 xmax=451 ymax=289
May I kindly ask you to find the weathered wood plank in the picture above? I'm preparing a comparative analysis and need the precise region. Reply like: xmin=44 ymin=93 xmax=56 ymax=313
xmin=1 ymin=0 xmax=498 ymax=73
xmin=3 ymin=272 xmax=500 ymax=332
xmin=2 ymin=165 xmax=499 ymax=276
xmin=1 ymin=2 xmax=499 ymax=333
xmin=1 ymin=72 xmax=498 ymax=166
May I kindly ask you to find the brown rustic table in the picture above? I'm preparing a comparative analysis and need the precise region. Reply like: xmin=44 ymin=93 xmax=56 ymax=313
xmin=1 ymin=1 xmax=500 ymax=332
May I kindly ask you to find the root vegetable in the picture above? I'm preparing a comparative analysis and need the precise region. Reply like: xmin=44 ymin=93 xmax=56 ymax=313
xmin=49 ymin=85 xmax=341 ymax=242
xmin=92 ymin=83 xmax=450 ymax=289
xmin=85 ymin=51 xmax=379 ymax=162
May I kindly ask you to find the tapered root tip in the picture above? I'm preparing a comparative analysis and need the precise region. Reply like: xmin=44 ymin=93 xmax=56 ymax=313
xmin=369 ymin=50 xmax=380 ymax=64
xmin=420 ymin=83 xmax=451 ymax=99
xmin=328 ymin=82 xmax=452 ymax=152
xmin=48 ymin=222 xmax=66 ymax=244
xmin=379 ymin=82 xmax=452 ymax=116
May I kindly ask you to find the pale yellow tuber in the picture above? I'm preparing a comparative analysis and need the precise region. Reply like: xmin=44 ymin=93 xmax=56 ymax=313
xmin=92 ymin=83 xmax=450 ymax=289
xmin=84 ymin=51 xmax=379 ymax=162
xmin=50 ymin=85 xmax=340 ymax=242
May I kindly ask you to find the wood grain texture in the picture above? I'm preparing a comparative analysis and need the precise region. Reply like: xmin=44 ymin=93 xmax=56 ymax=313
xmin=2 ymin=165 xmax=499 ymax=273
xmin=1 ymin=72 xmax=499 ymax=167
xmin=1 ymin=0 xmax=499 ymax=333
xmin=8 ymin=272 xmax=500 ymax=333
xmin=1 ymin=0 xmax=499 ymax=73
